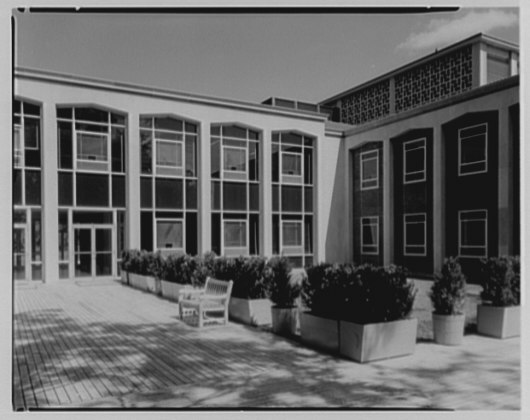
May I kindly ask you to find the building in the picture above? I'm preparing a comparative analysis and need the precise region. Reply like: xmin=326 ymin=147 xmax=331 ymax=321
xmin=13 ymin=33 xmax=519 ymax=283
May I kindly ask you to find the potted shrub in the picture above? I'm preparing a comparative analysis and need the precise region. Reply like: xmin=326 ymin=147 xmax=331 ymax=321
xmin=127 ymin=250 xmax=158 ymax=293
xmin=215 ymin=256 xmax=272 ymax=326
xmin=339 ymin=264 xmax=417 ymax=363
xmin=265 ymin=257 xmax=301 ymax=336
xmin=300 ymin=262 xmax=344 ymax=353
xmin=430 ymin=257 xmax=467 ymax=345
xmin=159 ymin=254 xmax=208 ymax=302
xmin=120 ymin=250 xmax=132 ymax=285
xmin=477 ymin=256 xmax=520 ymax=338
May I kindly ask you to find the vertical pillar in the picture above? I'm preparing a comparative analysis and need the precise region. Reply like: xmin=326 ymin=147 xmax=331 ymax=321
xmin=472 ymin=42 xmax=488 ymax=88
xmin=382 ymin=139 xmax=393 ymax=265
xmin=199 ymin=120 xmax=211 ymax=254
xmin=42 ymin=102 xmax=59 ymax=282
xmin=432 ymin=124 xmax=444 ymax=273
xmin=498 ymin=106 xmax=512 ymax=255
xmin=510 ymin=52 xmax=519 ymax=76
xmin=261 ymin=128 xmax=272 ymax=257
xmin=126 ymin=112 xmax=141 ymax=250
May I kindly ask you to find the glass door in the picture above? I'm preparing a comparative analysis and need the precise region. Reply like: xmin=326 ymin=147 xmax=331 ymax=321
xmin=74 ymin=224 xmax=115 ymax=279
xmin=13 ymin=225 xmax=28 ymax=281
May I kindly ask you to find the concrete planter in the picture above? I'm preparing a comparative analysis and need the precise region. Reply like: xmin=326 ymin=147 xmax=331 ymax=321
xmin=432 ymin=313 xmax=465 ymax=346
xmin=121 ymin=270 xmax=129 ymax=285
xmin=299 ymin=312 xmax=339 ymax=353
xmin=477 ymin=304 xmax=520 ymax=339
xmin=128 ymin=273 xmax=158 ymax=293
xmin=160 ymin=280 xmax=193 ymax=302
xmin=271 ymin=306 xmax=298 ymax=336
xmin=339 ymin=318 xmax=418 ymax=363
xmin=229 ymin=297 xmax=272 ymax=326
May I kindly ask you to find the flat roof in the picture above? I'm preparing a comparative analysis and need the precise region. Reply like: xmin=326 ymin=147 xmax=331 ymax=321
xmin=15 ymin=67 xmax=329 ymax=123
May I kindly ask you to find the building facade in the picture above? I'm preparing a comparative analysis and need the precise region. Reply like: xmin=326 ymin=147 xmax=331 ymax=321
xmin=13 ymin=33 xmax=519 ymax=283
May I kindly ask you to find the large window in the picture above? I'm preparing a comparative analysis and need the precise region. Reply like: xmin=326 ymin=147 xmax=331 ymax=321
xmin=458 ymin=123 xmax=487 ymax=176
xmin=403 ymin=138 xmax=426 ymax=184
xmin=459 ymin=210 xmax=487 ymax=257
xmin=403 ymin=213 xmax=426 ymax=256
xmin=272 ymin=132 xmax=314 ymax=267
xmin=140 ymin=115 xmax=198 ymax=255
xmin=211 ymin=124 xmax=260 ymax=256
xmin=360 ymin=149 xmax=379 ymax=190
xmin=361 ymin=216 xmax=379 ymax=255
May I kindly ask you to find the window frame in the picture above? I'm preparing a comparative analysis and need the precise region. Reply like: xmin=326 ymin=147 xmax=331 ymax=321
xmin=222 ymin=219 xmax=248 ymax=252
xmin=155 ymin=138 xmax=183 ymax=171
xmin=360 ymin=149 xmax=379 ymax=190
xmin=222 ymin=144 xmax=248 ymax=175
xmin=360 ymin=216 xmax=379 ymax=255
xmin=281 ymin=150 xmax=303 ymax=184
xmin=154 ymin=217 xmax=185 ymax=252
xmin=403 ymin=138 xmax=426 ymax=184
xmin=281 ymin=219 xmax=304 ymax=251
xmin=458 ymin=123 xmax=488 ymax=176
xmin=403 ymin=213 xmax=427 ymax=257
xmin=458 ymin=209 xmax=488 ymax=258
xmin=14 ymin=124 xmax=24 ymax=167
xmin=76 ymin=130 xmax=110 ymax=164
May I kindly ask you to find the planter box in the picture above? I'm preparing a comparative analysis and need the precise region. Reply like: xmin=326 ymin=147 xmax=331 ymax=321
xmin=477 ymin=304 xmax=520 ymax=339
xmin=432 ymin=313 xmax=465 ymax=346
xmin=229 ymin=297 xmax=272 ymax=326
xmin=339 ymin=318 xmax=418 ymax=363
xmin=121 ymin=270 xmax=129 ymax=285
xmin=160 ymin=280 xmax=193 ymax=302
xmin=128 ymin=273 xmax=158 ymax=293
xmin=271 ymin=306 xmax=298 ymax=336
xmin=299 ymin=312 xmax=339 ymax=353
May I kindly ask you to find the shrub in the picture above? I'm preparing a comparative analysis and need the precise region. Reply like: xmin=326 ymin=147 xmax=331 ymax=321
xmin=265 ymin=257 xmax=301 ymax=308
xmin=302 ymin=262 xmax=349 ymax=319
xmin=480 ymin=256 xmax=520 ymax=306
xmin=342 ymin=264 xmax=416 ymax=324
xmin=213 ymin=256 xmax=268 ymax=299
xmin=120 ymin=250 xmax=133 ymax=272
xmin=430 ymin=257 xmax=467 ymax=315
xmin=122 ymin=249 xmax=155 ymax=276
xmin=149 ymin=251 xmax=166 ymax=279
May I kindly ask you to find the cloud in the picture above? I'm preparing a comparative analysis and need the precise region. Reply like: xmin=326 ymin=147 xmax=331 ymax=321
xmin=398 ymin=10 xmax=518 ymax=51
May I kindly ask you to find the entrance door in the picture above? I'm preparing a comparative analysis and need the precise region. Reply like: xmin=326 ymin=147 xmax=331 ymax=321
xmin=13 ymin=225 xmax=28 ymax=281
xmin=74 ymin=224 xmax=114 ymax=279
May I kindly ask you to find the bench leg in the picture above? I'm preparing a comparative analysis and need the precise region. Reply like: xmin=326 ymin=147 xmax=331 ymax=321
xmin=179 ymin=303 xmax=183 ymax=320
xmin=198 ymin=310 xmax=203 ymax=328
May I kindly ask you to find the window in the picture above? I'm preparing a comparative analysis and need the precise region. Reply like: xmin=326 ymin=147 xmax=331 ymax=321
xmin=459 ymin=210 xmax=487 ymax=257
xmin=223 ymin=146 xmax=247 ymax=173
xmin=14 ymin=125 xmax=23 ymax=167
xmin=77 ymin=132 xmax=108 ymax=162
xmin=224 ymin=220 xmax=247 ymax=248
xmin=156 ymin=219 xmax=184 ymax=250
xmin=404 ymin=213 xmax=427 ymax=256
xmin=281 ymin=151 xmax=303 ymax=183
xmin=360 ymin=150 xmax=379 ymax=190
xmin=403 ymin=139 xmax=426 ymax=184
xmin=361 ymin=216 xmax=379 ymax=255
xmin=156 ymin=140 xmax=183 ymax=169
xmin=459 ymin=124 xmax=487 ymax=176
xmin=282 ymin=220 xmax=303 ymax=248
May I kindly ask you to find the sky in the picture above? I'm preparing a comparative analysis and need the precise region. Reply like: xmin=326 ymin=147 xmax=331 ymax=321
xmin=13 ymin=7 xmax=519 ymax=105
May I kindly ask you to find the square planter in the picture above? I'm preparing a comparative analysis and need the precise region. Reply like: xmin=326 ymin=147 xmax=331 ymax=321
xmin=299 ymin=311 xmax=339 ymax=353
xmin=271 ymin=306 xmax=298 ymax=336
xmin=129 ymin=273 xmax=158 ymax=293
xmin=477 ymin=304 xmax=520 ymax=339
xmin=160 ymin=280 xmax=193 ymax=302
xmin=339 ymin=318 xmax=418 ymax=363
xmin=229 ymin=297 xmax=272 ymax=326
xmin=120 ymin=270 xmax=129 ymax=285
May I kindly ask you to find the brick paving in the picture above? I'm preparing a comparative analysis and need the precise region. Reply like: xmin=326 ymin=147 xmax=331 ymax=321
xmin=13 ymin=280 xmax=520 ymax=410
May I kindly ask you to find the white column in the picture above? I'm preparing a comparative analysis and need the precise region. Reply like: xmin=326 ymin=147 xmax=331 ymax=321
xmin=382 ymin=139 xmax=393 ymax=265
xmin=261 ymin=128 xmax=272 ymax=256
xmin=126 ymin=112 xmax=141 ymax=249
xmin=41 ymin=102 xmax=59 ymax=282
xmin=199 ymin=120 xmax=211 ymax=254
xmin=432 ymin=125 xmax=444 ymax=273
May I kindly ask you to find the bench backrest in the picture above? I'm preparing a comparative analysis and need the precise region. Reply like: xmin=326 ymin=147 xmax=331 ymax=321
xmin=204 ymin=277 xmax=233 ymax=299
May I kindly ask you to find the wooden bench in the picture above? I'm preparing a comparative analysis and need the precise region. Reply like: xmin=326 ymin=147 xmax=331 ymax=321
xmin=178 ymin=277 xmax=234 ymax=327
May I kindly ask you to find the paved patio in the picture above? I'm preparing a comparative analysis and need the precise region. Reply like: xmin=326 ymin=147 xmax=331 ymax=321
xmin=13 ymin=280 xmax=520 ymax=410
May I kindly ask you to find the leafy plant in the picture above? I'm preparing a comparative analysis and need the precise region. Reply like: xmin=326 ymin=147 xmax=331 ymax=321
xmin=430 ymin=257 xmax=467 ymax=315
xmin=213 ymin=256 xmax=268 ymax=299
xmin=122 ymin=249 xmax=155 ymax=276
xmin=302 ymin=262 xmax=348 ymax=319
xmin=342 ymin=264 xmax=416 ymax=324
xmin=480 ymin=256 xmax=520 ymax=306
xmin=264 ymin=257 xmax=301 ymax=308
